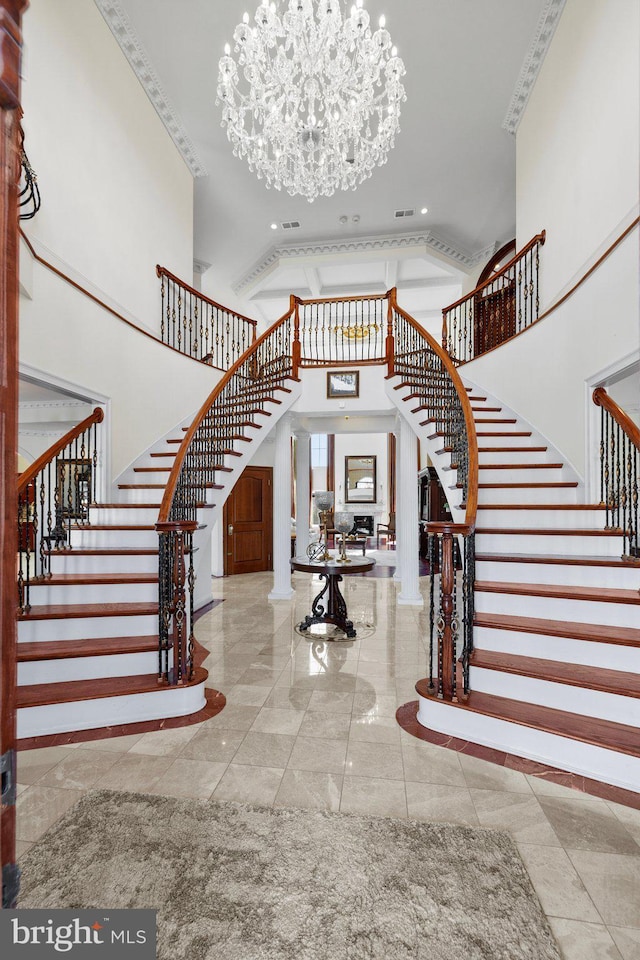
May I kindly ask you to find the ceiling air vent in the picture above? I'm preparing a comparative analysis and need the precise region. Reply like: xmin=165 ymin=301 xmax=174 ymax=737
xmin=394 ymin=208 xmax=415 ymax=219
xmin=281 ymin=220 xmax=301 ymax=230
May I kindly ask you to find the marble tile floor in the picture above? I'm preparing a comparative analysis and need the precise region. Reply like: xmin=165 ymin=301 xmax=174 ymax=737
xmin=16 ymin=570 xmax=640 ymax=960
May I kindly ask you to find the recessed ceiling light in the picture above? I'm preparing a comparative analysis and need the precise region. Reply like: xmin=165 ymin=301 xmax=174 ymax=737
xmin=339 ymin=215 xmax=348 ymax=224
xmin=420 ymin=207 xmax=428 ymax=215
xmin=270 ymin=222 xmax=278 ymax=230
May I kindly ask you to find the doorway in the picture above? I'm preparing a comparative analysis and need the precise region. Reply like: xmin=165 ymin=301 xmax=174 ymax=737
xmin=223 ymin=466 xmax=273 ymax=575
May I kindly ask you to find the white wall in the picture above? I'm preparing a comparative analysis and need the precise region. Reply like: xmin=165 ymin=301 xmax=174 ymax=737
xmin=516 ymin=0 xmax=639 ymax=307
xmin=21 ymin=0 xmax=194 ymax=332
xmin=465 ymin=229 xmax=638 ymax=478
xmin=20 ymin=255 xmax=222 ymax=481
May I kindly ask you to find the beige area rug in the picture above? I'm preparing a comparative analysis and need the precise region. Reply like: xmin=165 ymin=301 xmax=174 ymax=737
xmin=19 ymin=790 xmax=561 ymax=960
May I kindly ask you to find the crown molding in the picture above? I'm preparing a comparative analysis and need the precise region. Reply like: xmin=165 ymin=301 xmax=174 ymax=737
xmin=233 ymin=230 xmax=494 ymax=296
xmin=19 ymin=400 xmax=88 ymax=411
xmin=93 ymin=0 xmax=207 ymax=178
xmin=503 ymin=0 xmax=567 ymax=136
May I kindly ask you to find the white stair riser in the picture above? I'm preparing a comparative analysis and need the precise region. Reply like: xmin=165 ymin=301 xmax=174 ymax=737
xmin=478 ymin=467 xmax=566 ymax=485
xmin=69 ymin=528 xmax=158 ymax=549
xmin=417 ymin=696 xmax=640 ymax=793
xmin=471 ymin=666 xmax=640 ymax=728
xmin=48 ymin=554 xmax=157 ymax=575
xmin=477 ymin=486 xmax=579 ymax=505
xmin=474 ymin=625 xmax=640 ymax=673
xmin=116 ymin=489 xmax=163 ymax=504
xmin=18 ymin=614 xmax=158 ymax=643
xmin=475 ymin=532 xmax=624 ymax=556
xmin=90 ymin=507 xmax=159 ymax=525
xmin=477 ymin=450 xmax=551 ymax=465
xmin=25 ymin=582 xmax=158 ymax=605
xmin=17 ymin=680 xmax=207 ymax=739
xmin=476 ymin=509 xmax=607 ymax=529
xmin=476 ymin=590 xmax=639 ymax=628
xmin=18 ymin=651 xmax=158 ymax=685
xmin=475 ymin=559 xmax=640 ymax=590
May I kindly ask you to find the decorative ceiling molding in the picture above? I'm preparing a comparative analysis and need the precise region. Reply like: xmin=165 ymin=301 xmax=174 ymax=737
xmin=233 ymin=230 xmax=491 ymax=296
xmin=193 ymin=259 xmax=212 ymax=276
xmin=94 ymin=0 xmax=207 ymax=178
xmin=502 ymin=0 xmax=567 ymax=136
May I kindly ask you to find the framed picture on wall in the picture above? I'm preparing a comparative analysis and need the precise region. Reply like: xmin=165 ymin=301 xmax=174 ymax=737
xmin=327 ymin=370 xmax=359 ymax=399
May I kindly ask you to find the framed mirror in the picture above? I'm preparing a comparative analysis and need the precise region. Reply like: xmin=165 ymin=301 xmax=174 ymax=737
xmin=345 ymin=456 xmax=376 ymax=503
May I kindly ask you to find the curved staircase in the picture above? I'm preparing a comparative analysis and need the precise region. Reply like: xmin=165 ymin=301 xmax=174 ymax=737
xmin=396 ymin=379 xmax=640 ymax=793
xmin=16 ymin=380 xmax=301 ymax=740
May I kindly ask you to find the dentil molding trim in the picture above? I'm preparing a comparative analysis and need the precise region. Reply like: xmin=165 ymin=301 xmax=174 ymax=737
xmin=233 ymin=232 xmax=497 ymax=296
xmin=503 ymin=0 xmax=567 ymax=135
xmin=94 ymin=0 xmax=207 ymax=178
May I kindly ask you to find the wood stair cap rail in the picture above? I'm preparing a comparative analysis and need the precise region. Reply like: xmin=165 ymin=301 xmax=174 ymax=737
xmin=18 ymin=407 xmax=104 ymax=496
xmin=593 ymin=387 xmax=640 ymax=450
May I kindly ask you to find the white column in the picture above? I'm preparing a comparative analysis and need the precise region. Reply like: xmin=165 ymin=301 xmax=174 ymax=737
xmin=397 ymin=416 xmax=423 ymax=606
xmin=294 ymin=431 xmax=311 ymax=558
xmin=268 ymin=415 xmax=295 ymax=600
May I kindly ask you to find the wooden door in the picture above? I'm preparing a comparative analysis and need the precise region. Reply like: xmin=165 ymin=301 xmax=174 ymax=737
xmin=223 ymin=466 xmax=273 ymax=575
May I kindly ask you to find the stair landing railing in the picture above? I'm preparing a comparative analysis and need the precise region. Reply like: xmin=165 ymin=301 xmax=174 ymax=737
xmin=442 ymin=231 xmax=545 ymax=364
xmin=157 ymin=289 xmax=478 ymax=700
xmin=593 ymin=387 xmax=639 ymax=559
xmin=156 ymin=264 xmax=257 ymax=369
xmin=17 ymin=407 xmax=103 ymax=613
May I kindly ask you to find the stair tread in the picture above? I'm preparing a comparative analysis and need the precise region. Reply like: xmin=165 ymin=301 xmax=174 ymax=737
xmin=424 ymin=689 xmax=640 ymax=759
xmin=478 ymin=463 xmax=563 ymax=470
xmin=476 ymin=552 xmax=640 ymax=568
xmin=475 ymin=431 xmax=533 ymax=437
xmin=474 ymin=611 xmax=640 ymax=646
xmin=29 ymin=573 xmax=157 ymax=586
xmin=478 ymin=447 xmax=548 ymax=453
xmin=470 ymin=649 xmax=640 ymax=698
xmin=95 ymin=503 xmax=161 ymax=509
xmin=18 ymin=636 xmax=158 ymax=661
xmin=477 ymin=504 xmax=606 ymax=511
xmin=476 ymin=482 xmax=579 ymax=489
xmin=476 ymin=580 xmax=640 ymax=604
xmin=477 ymin=527 xmax=621 ymax=536
xmin=18 ymin=602 xmax=157 ymax=621
xmin=17 ymin=667 xmax=207 ymax=708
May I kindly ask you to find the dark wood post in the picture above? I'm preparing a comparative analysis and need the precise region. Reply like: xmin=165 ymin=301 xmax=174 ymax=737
xmin=385 ymin=287 xmax=396 ymax=377
xmin=291 ymin=294 xmax=301 ymax=379
xmin=439 ymin=527 xmax=455 ymax=701
xmin=1 ymin=0 xmax=28 ymax=911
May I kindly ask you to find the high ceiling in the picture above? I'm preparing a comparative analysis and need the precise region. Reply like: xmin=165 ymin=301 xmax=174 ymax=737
xmin=105 ymin=0 xmax=553 ymax=325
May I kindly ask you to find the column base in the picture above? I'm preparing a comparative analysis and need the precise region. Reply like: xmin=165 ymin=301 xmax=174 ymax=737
xmin=268 ymin=589 xmax=295 ymax=601
xmin=397 ymin=592 xmax=424 ymax=607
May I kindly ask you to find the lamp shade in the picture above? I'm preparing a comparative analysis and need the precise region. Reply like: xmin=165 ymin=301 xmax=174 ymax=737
xmin=313 ymin=491 xmax=334 ymax=512
xmin=334 ymin=512 xmax=352 ymax=534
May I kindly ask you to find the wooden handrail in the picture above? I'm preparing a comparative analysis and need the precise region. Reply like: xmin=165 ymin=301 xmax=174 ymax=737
xmin=390 ymin=290 xmax=478 ymax=529
xmin=155 ymin=264 xmax=258 ymax=328
xmin=593 ymin=387 xmax=640 ymax=450
xmin=294 ymin=291 xmax=390 ymax=306
xmin=17 ymin=407 xmax=104 ymax=496
xmin=443 ymin=231 xmax=546 ymax=314
xmin=157 ymin=308 xmax=295 ymax=525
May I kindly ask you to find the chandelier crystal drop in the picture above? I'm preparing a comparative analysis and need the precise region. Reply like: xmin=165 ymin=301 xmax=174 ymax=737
xmin=216 ymin=0 xmax=406 ymax=202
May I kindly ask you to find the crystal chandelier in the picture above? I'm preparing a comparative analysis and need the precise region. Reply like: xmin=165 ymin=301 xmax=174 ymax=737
xmin=217 ymin=0 xmax=406 ymax=202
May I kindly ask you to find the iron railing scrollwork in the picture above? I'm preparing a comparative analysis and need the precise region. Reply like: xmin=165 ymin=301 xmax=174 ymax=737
xmin=156 ymin=307 xmax=294 ymax=685
xmin=442 ymin=231 xmax=546 ymax=364
xmin=18 ymin=149 xmax=40 ymax=221
xmin=593 ymin=387 xmax=639 ymax=559
xmin=17 ymin=408 xmax=103 ymax=613
xmin=157 ymin=288 xmax=478 ymax=695
xmin=389 ymin=290 xmax=478 ymax=703
xmin=156 ymin=265 xmax=257 ymax=369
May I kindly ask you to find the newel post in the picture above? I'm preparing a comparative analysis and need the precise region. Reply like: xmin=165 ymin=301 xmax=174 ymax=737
xmin=291 ymin=294 xmax=301 ymax=379
xmin=156 ymin=519 xmax=198 ymax=686
xmin=439 ymin=527 xmax=456 ymax=700
xmin=386 ymin=287 xmax=396 ymax=376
